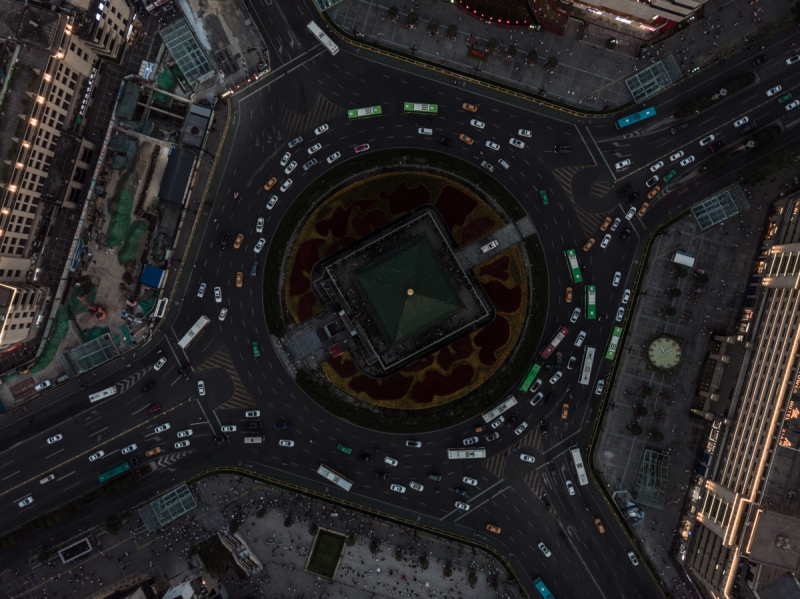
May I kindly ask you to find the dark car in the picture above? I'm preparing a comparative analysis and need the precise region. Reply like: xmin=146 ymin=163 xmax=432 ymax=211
xmin=428 ymin=473 xmax=442 ymax=481
xmin=275 ymin=420 xmax=292 ymax=430
xmin=148 ymin=404 xmax=161 ymax=413
xmin=752 ymin=55 xmax=768 ymax=67
xmin=544 ymin=362 xmax=552 ymax=373
xmin=708 ymin=140 xmax=724 ymax=153
xmin=543 ymin=392 xmax=553 ymax=405
xmin=359 ymin=454 xmax=373 ymax=462
xmin=220 ymin=232 xmax=231 ymax=248
xmin=540 ymin=419 xmax=549 ymax=434
xmin=740 ymin=121 xmax=758 ymax=134
xmin=626 ymin=190 xmax=640 ymax=204
xmin=374 ymin=472 xmax=390 ymax=480
xmin=617 ymin=183 xmax=631 ymax=198
xmin=130 ymin=458 xmax=139 ymax=467
xmin=142 ymin=381 xmax=156 ymax=393
xmin=670 ymin=123 xmax=689 ymax=135
xmin=437 ymin=136 xmax=451 ymax=146
xmin=246 ymin=421 xmax=262 ymax=430
xmin=554 ymin=146 xmax=572 ymax=154
xmin=547 ymin=461 xmax=557 ymax=475
xmin=178 ymin=362 xmax=191 ymax=379
xmin=455 ymin=487 xmax=469 ymax=497
xmin=620 ymin=228 xmax=632 ymax=241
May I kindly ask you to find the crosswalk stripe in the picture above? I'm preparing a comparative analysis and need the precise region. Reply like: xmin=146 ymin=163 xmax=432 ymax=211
xmin=196 ymin=347 xmax=256 ymax=410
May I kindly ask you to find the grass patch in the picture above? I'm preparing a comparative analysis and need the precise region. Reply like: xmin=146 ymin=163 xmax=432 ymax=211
xmin=107 ymin=170 xmax=138 ymax=247
xmin=118 ymin=220 xmax=148 ymax=263
xmin=307 ymin=530 xmax=345 ymax=578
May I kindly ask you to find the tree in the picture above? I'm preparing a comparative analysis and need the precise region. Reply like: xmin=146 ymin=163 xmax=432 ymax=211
xmin=642 ymin=385 xmax=653 ymax=396
xmin=388 ymin=6 xmax=399 ymax=20
xmin=468 ymin=571 xmax=478 ymax=587
xmin=37 ymin=547 xmax=56 ymax=563
xmin=696 ymin=273 xmax=710 ymax=285
xmin=395 ymin=547 xmax=403 ymax=561
xmin=443 ymin=564 xmax=453 ymax=577
xmin=506 ymin=45 xmax=517 ymax=59
xmin=192 ymin=537 xmax=232 ymax=577
xmin=651 ymin=430 xmax=664 ymax=442
xmin=526 ymin=50 xmax=538 ymax=65
xmin=446 ymin=24 xmax=457 ymax=40
xmin=370 ymin=539 xmax=380 ymax=554
xmin=229 ymin=521 xmax=240 ymax=535
xmin=487 ymin=38 xmax=499 ymax=53
xmin=665 ymin=307 xmax=677 ymax=316
xmin=677 ymin=268 xmax=687 ymax=278
xmin=668 ymin=288 xmax=682 ymax=298
xmin=346 ymin=536 xmax=355 ymax=547
xmin=284 ymin=516 xmax=293 ymax=528
xmin=428 ymin=20 xmax=439 ymax=35
xmin=407 ymin=12 xmax=419 ymax=27
xmin=606 ymin=38 xmax=618 ymax=50
xmin=545 ymin=57 xmax=558 ymax=71
xmin=103 ymin=514 xmax=123 ymax=535
xmin=309 ymin=524 xmax=319 ymax=536
xmin=256 ymin=508 xmax=266 ymax=518
xmin=631 ymin=424 xmax=643 ymax=436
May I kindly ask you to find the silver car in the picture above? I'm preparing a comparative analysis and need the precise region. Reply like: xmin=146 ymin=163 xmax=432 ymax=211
xmin=254 ymin=238 xmax=266 ymax=253
xmin=327 ymin=152 xmax=341 ymax=164
xmin=284 ymin=161 xmax=297 ymax=175
xmin=485 ymin=140 xmax=500 ymax=151
xmin=175 ymin=440 xmax=190 ymax=448
xmin=308 ymin=143 xmax=322 ymax=155
xmin=509 ymin=138 xmax=525 ymax=149
xmin=47 ymin=434 xmax=63 ymax=444
xmin=463 ymin=436 xmax=479 ymax=446
xmin=600 ymin=234 xmax=612 ymax=249
xmin=384 ymin=456 xmax=398 ymax=466
xmin=470 ymin=119 xmax=485 ymax=129
xmin=514 ymin=422 xmax=528 ymax=435
xmin=89 ymin=450 xmax=105 ymax=461
xmin=18 ymin=496 xmax=34 ymax=507
xmin=463 ymin=476 xmax=478 ymax=486
xmin=314 ymin=124 xmax=329 ymax=135
xmin=288 ymin=136 xmax=303 ymax=148
xmin=455 ymin=502 xmax=470 ymax=510
xmin=280 ymin=152 xmax=291 ymax=166
xmin=616 ymin=307 xmax=625 ymax=322
xmin=121 ymin=444 xmax=137 ymax=454
xmin=214 ymin=287 xmax=222 ymax=303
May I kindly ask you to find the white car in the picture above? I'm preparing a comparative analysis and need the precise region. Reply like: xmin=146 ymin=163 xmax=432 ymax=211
xmin=733 ymin=117 xmax=749 ymax=128
xmin=538 ymin=542 xmax=552 ymax=557
xmin=680 ymin=156 xmax=695 ymax=167
xmin=787 ymin=55 xmax=800 ymax=65
xmin=197 ymin=283 xmax=206 ymax=298
xmin=384 ymin=456 xmax=399 ymax=467
xmin=610 ymin=217 xmax=621 ymax=231
xmin=549 ymin=371 xmax=562 ymax=384
xmin=280 ymin=152 xmax=291 ymax=166
xmin=531 ymin=379 xmax=543 ymax=393
xmin=47 ymin=434 xmax=63 ymax=444
xmin=154 ymin=424 xmax=171 ymax=433
xmin=279 ymin=440 xmax=294 ymax=447
xmin=485 ymin=140 xmax=500 ymax=151
xmin=613 ymin=271 xmax=621 ymax=287
xmin=570 ymin=307 xmax=581 ymax=323
xmin=669 ymin=151 xmax=684 ymax=161
xmin=463 ymin=476 xmax=478 ymax=486
xmin=254 ymin=238 xmax=266 ymax=253
xmin=622 ymin=289 xmax=631 ymax=304
xmin=390 ymin=484 xmax=406 ymax=493
xmin=574 ymin=331 xmax=586 ymax=347
xmin=699 ymin=135 xmax=715 ymax=146
xmin=600 ymin=234 xmax=612 ymax=249
xmin=509 ymin=138 xmax=525 ymax=149
xmin=314 ymin=124 xmax=329 ymax=135
xmin=214 ymin=287 xmax=222 ymax=303
xmin=288 ymin=136 xmax=303 ymax=149
xmin=786 ymin=100 xmax=800 ymax=112
xmin=267 ymin=196 xmax=278 ymax=210
xmin=628 ymin=551 xmax=640 ymax=566
xmin=463 ymin=436 xmax=479 ymax=446
xmin=615 ymin=159 xmax=631 ymax=170
xmin=490 ymin=416 xmax=505 ymax=429
xmin=221 ymin=425 xmax=237 ymax=432
xmin=246 ymin=411 xmax=261 ymax=418
xmin=514 ymin=422 xmax=528 ymax=435
xmin=520 ymin=454 xmax=535 ymax=463
xmin=198 ymin=380 xmax=205 ymax=396
xmin=89 ymin=450 xmax=105 ymax=461
xmin=256 ymin=218 xmax=264 ymax=233
xmin=616 ymin=307 xmax=625 ymax=322
xmin=177 ymin=429 xmax=193 ymax=438
xmin=595 ymin=380 xmax=605 ymax=395
xmin=455 ymin=502 xmax=470 ymax=510
xmin=406 ymin=440 xmax=422 ymax=448
xmin=219 ymin=308 xmax=228 ymax=321
xmin=175 ymin=440 xmax=190 ymax=448
xmin=766 ymin=86 xmax=782 ymax=97
xmin=280 ymin=179 xmax=293 ymax=192
xmin=284 ymin=161 xmax=297 ymax=175
xmin=470 ymin=119 xmax=485 ymax=129
xmin=327 ymin=152 xmax=341 ymax=164
xmin=18 ymin=497 xmax=33 ymax=508
xmin=518 ymin=129 xmax=532 ymax=137
xmin=625 ymin=207 xmax=636 ymax=220
xmin=565 ymin=480 xmax=575 ymax=495
xmin=154 ymin=357 xmax=167 ymax=370
xmin=530 ymin=392 xmax=544 ymax=406
xmin=40 ymin=474 xmax=56 ymax=483
xmin=649 ymin=161 xmax=664 ymax=172
xmin=409 ymin=481 xmax=424 ymax=491
xmin=121 ymin=444 xmax=137 ymax=455
xmin=308 ymin=143 xmax=322 ymax=155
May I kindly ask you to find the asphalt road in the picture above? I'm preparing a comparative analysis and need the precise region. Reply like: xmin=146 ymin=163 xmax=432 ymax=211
xmin=2 ymin=10 xmax=800 ymax=599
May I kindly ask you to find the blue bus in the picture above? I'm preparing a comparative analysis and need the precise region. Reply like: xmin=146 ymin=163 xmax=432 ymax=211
xmin=98 ymin=462 xmax=131 ymax=483
xmin=615 ymin=107 xmax=656 ymax=129
xmin=533 ymin=577 xmax=554 ymax=599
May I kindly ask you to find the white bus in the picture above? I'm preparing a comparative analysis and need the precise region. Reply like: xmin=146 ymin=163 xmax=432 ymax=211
xmin=244 ymin=436 xmax=264 ymax=444
xmin=317 ymin=464 xmax=353 ymax=491
xmin=579 ymin=346 xmax=596 ymax=386
xmin=89 ymin=386 xmax=118 ymax=402
xmin=447 ymin=448 xmax=487 ymax=459
xmin=178 ymin=316 xmax=210 ymax=349
xmin=307 ymin=21 xmax=339 ymax=56
xmin=570 ymin=446 xmax=589 ymax=486
xmin=482 ymin=395 xmax=518 ymax=423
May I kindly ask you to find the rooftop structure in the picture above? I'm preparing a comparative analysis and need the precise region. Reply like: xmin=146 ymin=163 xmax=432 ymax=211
xmin=159 ymin=20 xmax=215 ymax=86
xmin=138 ymin=485 xmax=197 ymax=532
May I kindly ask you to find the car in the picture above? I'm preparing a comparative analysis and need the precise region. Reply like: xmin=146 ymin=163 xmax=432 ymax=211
xmin=177 ymin=429 xmax=193 ymax=438
xmin=549 ymin=371 xmax=562 ymax=384
xmin=354 ymin=144 xmax=370 ymax=153
xmin=554 ymin=145 xmax=572 ymax=154
xmin=18 ymin=496 xmax=33 ymax=507
xmin=409 ymin=481 xmax=424 ymax=492
xmin=47 ymin=434 xmax=63 ymax=444
xmin=314 ymin=124 xmax=329 ymax=135
xmin=625 ymin=207 xmax=636 ymax=221
xmin=463 ymin=476 xmax=478 ymax=486
xmin=670 ymin=123 xmax=689 ymax=135
xmin=481 ymin=160 xmax=495 ymax=173
xmin=221 ymin=425 xmax=237 ymax=432
xmin=141 ymin=381 xmax=156 ymax=393
xmin=470 ymin=119 xmax=485 ymax=129
xmin=786 ymin=100 xmax=800 ymax=112
xmin=89 ymin=450 xmax=105 ymax=461
xmin=531 ymin=379 xmax=543 ymax=393
xmin=567 ymin=356 xmax=577 ymax=370
xmin=540 ymin=418 xmax=549 ymax=434
xmin=648 ymin=186 xmax=660 ymax=200
xmin=637 ymin=202 xmax=650 ymax=217
xmin=327 ymin=152 xmax=341 ymax=164
xmin=154 ymin=423 xmax=171 ymax=433
xmin=610 ymin=217 xmax=621 ymax=232
xmin=648 ymin=160 xmax=665 ymax=174
xmin=628 ymin=551 xmax=640 ymax=565
xmin=699 ymin=134 xmax=716 ymax=146
xmin=752 ymin=55 xmax=768 ymax=67
xmin=520 ymin=454 xmax=535 ymax=463
xmin=254 ymin=238 xmax=266 ymax=253
xmin=574 ymin=331 xmax=586 ymax=347
xmin=437 ymin=136 xmax=451 ymax=146
xmin=459 ymin=134 xmax=474 ymax=146
xmin=455 ymin=502 xmax=470 ymax=510
xmin=252 ymin=341 xmax=260 ymax=357
xmin=707 ymin=140 xmax=724 ymax=152
xmin=485 ymin=140 xmax=500 ymax=151
xmin=788 ymin=55 xmax=800 ymax=65
xmin=566 ymin=287 xmax=572 ymax=302
xmin=486 ymin=524 xmax=502 ymax=533
xmin=374 ymin=472 xmax=390 ymax=480
xmin=256 ymin=217 xmax=264 ymax=233
xmin=406 ymin=440 xmax=422 ymax=448
xmin=518 ymin=129 xmax=532 ymax=137
xmin=303 ymin=158 xmax=318 ymax=171
xmin=485 ymin=432 xmax=500 ymax=442
xmin=197 ymin=283 xmax=206 ymax=298
xmin=197 ymin=380 xmax=206 ymax=396
xmin=263 ymin=177 xmax=277 ymax=191
xmin=280 ymin=179 xmax=293 ymax=192
xmin=561 ymin=403 xmax=570 ymax=419
xmin=214 ymin=287 xmax=222 ymax=303
xmin=627 ymin=190 xmax=640 ymax=204
xmin=491 ymin=416 xmax=505 ymax=429
xmin=612 ymin=271 xmax=622 ymax=287
xmin=538 ymin=542 xmax=552 ymax=557
xmin=148 ymin=404 xmax=161 ymax=414
xmin=384 ymin=456 xmax=398 ymax=466
xmin=741 ymin=122 xmax=758 ymax=134
xmin=680 ymin=156 xmax=695 ymax=167
xmin=644 ymin=175 xmax=659 ymax=189
xmin=455 ymin=487 xmax=469 ymax=497
xmin=284 ymin=161 xmax=297 ymax=175
xmin=595 ymin=518 xmax=606 ymax=533
xmin=145 ymin=447 xmax=162 ymax=457
xmin=616 ymin=307 xmax=625 ymax=322
xmin=175 ymin=440 xmax=190 ymax=448
xmin=600 ymin=234 xmax=612 ymax=249
xmin=734 ymin=117 xmax=749 ymax=128
xmin=514 ymin=422 xmax=528 ymax=435
xmin=308 ymin=143 xmax=322 ymax=155
xmin=390 ymin=484 xmax=406 ymax=493
xmin=236 ymin=272 xmax=243 ymax=288
xmin=670 ymin=150 xmax=684 ymax=161
xmin=663 ymin=169 xmax=677 ymax=183
xmin=600 ymin=217 xmax=612 ymax=232
xmin=778 ymin=93 xmax=793 ymax=104
xmin=154 ymin=357 xmax=167 ymax=370
xmin=615 ymin=159 xmax=631 ymax=170
xmin=121 ymin=443 xmax=137 ymax=455
xmin=565 ymin=480 xmax=575 ymax=495
xmin=530 ymin=392 xmax=544 ymax=406
xmin=617 ymin=183 xmax=631 ymax=198
xmin=570 ymin=307 xmax=581 ymax=323
xmin=462 ymin=103 xmax=478 ymax=112
xmin=279 ymin=440 xmax=294 ymax=447
xmin=619 ymin=290 xmax=631 ymax=307
xmin=463 ymin=436 xmax=479 ymax=446
xmin=509 ymin=138 xmax=525 ymax=149
xmin=583 ymin=238 xmax=595 ymax=252
xmin=280 ymin=152 xmax=291 ymax=166
xmin=288 ymin=136 xmax=303 ymax=148
xmin=219 ymin=308 xmax=228 ymax=321
xmin=337 ymin=443 xmax=352 ymax=454
xmin=233 ymin=233 xmax=244 ymax=249
xmin=540 ymin=190 xmax=549 ymax=205
xmin=266 ymin=195 xmax=279 ymax=210
xmin=620 ymin=228 xmax=632 ymax=241
xmin=595 ymin=380 xmax=605 ymax=396
xmin=246 ymin=411 xmax=260 ymax=418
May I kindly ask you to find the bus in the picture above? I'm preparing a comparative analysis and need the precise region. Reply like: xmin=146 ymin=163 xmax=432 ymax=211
xmin=615 ymin=106 xmax=656 ymax=130
xmin=585 ymin=285 xmax=596 ymax=319
xmin=447 ymin=448 xmax=487 ymax=459
xmin=89 ymin=386 xmax=118 ymax=403
xmin=605 ymin=326 xmax=623 ymax=360
xmin=564 ymin=249 xmax=583 ymax=283
xmin=482 ymin=395 xmax=518 ymax=423
xmin=533 ymin=578 xmax=555 ymax=599
xmin=317 ymin=464 xmax=353 ymax=491
xmin=307 ymin=21 xmax=339 ymax=55
xmin=403 ymin=102 xmax=438 ymax=115
xmin=98 ymin=462 xmax=131 ymax=483
xmin=540 ymin=326 xmax=569 ymax=360
xmin=519 ymin=363 xmax=542 ymax=392
xmin=579 ymin=346 xmax=595 ymax=386
xmin=347 ymin=106 xmax=382 ymax=120
xmin=178 ymin=315 xmax=210 ymax=349
xmin=570 ymin=446 xmax=589 ymax=486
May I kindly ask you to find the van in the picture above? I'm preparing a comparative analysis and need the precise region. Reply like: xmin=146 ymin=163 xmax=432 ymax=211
xmin=497 ymin=158 xmax=510 ymax=170
xmin=251 ymin=261 xmax=259 ymax=276
xmin=244 ymin=436 xmax=264 ymax=444
xmin=418 ymin=128 xmax=433 ymax=135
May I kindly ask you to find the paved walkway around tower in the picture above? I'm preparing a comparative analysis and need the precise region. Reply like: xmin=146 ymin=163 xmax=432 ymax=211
xmin=329 ymin=0 xmax=792 ymax=111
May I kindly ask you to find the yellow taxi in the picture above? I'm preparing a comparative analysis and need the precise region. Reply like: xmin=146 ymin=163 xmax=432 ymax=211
xmin=566 ymin=287 xmax=573 ymax=302
xmin=236 ymin=272 xmax=243 ymax=288
xmin=486 ymin=524 xmax=501 ymax=534
xmin=264 ymin=177 xmax=277 ymax=191
xmin=462 ymin=103 xmax=478 ymax=112
xmin=145 ymin=447 xmax=162 ymax=457
xmin=600 ymin=217 xmax=612 ymax=231
xmin=459 ymin=134 xmax=474 ymax=145
xmin=647 ymin=187 xmax=660 ymax=200
xmin=561 ymin=404 xmax=569 ymax=419
xmin=595 ymin=518 xmax=606 ymax=533
xmin=234 ymin=234 xmax=244 ymax=249
xmin=583 ymin=238 xmax=595 ymax=252
xmin=637 ymin=202 xmax=650 ymax=217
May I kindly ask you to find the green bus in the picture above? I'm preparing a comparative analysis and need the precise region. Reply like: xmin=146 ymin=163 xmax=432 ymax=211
xmin=519 ymin=362 xmax=542 ymax=392
xmin=586 ymin=285 xmax=596 ymax=319
xmin=605 ymin=326 xmax=623 ymax=360
xmin=403 ymin=102 xmax=438 ymax=115
xmin=98 ymin=461 xmax=131 ymax=483
xmin=565 ymin=249 xmax=583 ymax=283
xmin=347 ymin=106 xmax=383 ymax=120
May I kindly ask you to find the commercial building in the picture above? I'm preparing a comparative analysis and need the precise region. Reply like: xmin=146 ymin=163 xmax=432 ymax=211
xmin=567 ymin=0 xmax=707 ymax=30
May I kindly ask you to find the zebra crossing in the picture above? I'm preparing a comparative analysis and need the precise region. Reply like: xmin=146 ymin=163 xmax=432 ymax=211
xmin=552 ymin=165 xmax=615 ymax=238
xmin=195 ymin=346 xmax=256 ymax=411
xmin=482 ymin=427 xmax=545 ymax=480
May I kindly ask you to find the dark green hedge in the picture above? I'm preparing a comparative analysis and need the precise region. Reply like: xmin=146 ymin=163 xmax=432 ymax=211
xmin=674 ymin=71 xmax=755 ymax=117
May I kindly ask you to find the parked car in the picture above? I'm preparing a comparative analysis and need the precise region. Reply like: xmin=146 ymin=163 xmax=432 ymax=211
xmin=615 ymin=159 xmax=631 ymax=170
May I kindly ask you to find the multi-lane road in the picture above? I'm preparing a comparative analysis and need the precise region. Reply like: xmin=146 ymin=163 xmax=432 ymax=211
xmin=3 ymin=5 xmax=800 ymax=597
